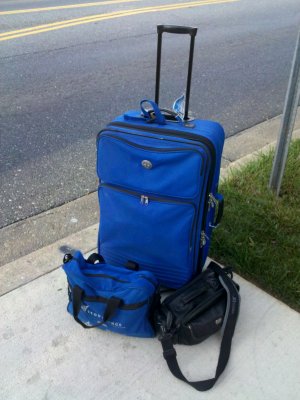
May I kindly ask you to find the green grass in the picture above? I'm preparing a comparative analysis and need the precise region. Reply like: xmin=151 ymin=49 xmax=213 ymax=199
xmin=210 ymin=139 xmax=300 ymax=311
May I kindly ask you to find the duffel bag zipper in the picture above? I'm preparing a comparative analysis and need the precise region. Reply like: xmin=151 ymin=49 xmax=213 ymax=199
xmin=84 ymin=272 xmax=157 ymax=289
xmin=100 ymin=182 xmax=196 ymax=250
xmin=101 ymin=123 xmax=217 ymax=262
xmin=80 ymin=292 xmax=149 ymax=310
xmin=68 ymin=283 xmax=149 ymax=310
xmin=84 ymin=273 xmax=129 ymax=283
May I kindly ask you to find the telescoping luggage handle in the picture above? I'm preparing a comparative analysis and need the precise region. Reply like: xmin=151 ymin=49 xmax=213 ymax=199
xmin=155 ymin=25 xmax=198 ymax=121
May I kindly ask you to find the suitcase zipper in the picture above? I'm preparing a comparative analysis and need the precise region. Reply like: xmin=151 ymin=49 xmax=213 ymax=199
xmin=200 ymin=231 xmax=209 ymax=247
xmin=107 ymin=122 xmax=215 ymax=156
xmin=208 ymin=193 xmax=218 ymax=210
xmin=100 ymin=182 xmax=196 ymax=249
xmin=140 ymin=195 xmax=149 ymax=206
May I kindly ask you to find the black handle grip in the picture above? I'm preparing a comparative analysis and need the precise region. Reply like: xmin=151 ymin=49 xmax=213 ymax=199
xmin=157 ymin=25 xmax=197 ymax=37
xmin=214 ymin=197 xmax=224 ymax=227
xmin=155 ymin=25 xmax=197 ymax=120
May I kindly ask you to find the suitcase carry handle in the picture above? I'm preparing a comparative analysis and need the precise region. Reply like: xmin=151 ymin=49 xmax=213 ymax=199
xmin=140 ymin=99 xmax=184 ymax=124
xmin=209 ymin=193 xmax=224 ymax=228
xmin=214 ymin=194 xmax=224 ymax=227
xmin=155 ymin=25 xmax=198 ymax=121
xmin=140 ymin=99 xmax=166 ymax=125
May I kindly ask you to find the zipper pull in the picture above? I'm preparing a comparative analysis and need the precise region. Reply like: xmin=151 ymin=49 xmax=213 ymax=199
xmin=208 ymin=193 xmax=218 ymax=210
xmin=140 ymin=195 xmax=149 ymax=206
xmin=200 ymin=231 xmax=209 ymax=247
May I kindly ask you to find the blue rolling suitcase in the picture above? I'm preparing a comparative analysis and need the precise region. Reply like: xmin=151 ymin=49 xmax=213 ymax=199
xmin=97 ymin=25 xmax=225 ymax=288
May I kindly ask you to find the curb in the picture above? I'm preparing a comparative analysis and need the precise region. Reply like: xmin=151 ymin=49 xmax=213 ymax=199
xmin=220 ymin=128 xmax=300 ymax=181
xmin=0 ymin=224 xmax=98 ymax=297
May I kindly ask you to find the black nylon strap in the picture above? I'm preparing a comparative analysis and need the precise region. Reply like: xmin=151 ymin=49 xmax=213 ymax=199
xmin=160 ymin=261 xmax=240 ymax=391
xmin=71 ymin=285 xmax=122 ymax=329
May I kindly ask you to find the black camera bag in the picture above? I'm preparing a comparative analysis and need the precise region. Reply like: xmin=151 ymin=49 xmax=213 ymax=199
xmin=155 ymin=261 xmax=240 ymax=391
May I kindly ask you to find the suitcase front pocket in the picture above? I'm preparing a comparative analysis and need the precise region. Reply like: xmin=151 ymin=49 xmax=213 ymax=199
xmin=99 ymin=184 xmax=196 ymax=285
xmin=98 ymin=134 xmax=205 ymax=199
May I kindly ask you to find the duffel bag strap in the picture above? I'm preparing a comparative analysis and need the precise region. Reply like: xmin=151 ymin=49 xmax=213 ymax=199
xmin=72 ymin=285 xmax=122 ymax=329
xmin=160 ymin=261 xmax=240 ymax=391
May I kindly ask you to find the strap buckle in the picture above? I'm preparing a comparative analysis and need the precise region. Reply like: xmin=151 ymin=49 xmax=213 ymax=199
xmin=157 ymin=310 xmax=173 ymax=339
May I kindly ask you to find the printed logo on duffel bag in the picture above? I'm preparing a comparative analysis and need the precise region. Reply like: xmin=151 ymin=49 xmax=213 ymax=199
xmin=81 ymin=305 xmax=125 ymax=329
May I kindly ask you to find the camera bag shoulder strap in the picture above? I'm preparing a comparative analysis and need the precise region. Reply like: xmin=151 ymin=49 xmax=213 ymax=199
xmin=160 ymin=261 xmax=240 ymax=391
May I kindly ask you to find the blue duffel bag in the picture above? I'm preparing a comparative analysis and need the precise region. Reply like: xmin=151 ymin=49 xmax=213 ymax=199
xmin=62 ymin=251 xmax=158 ymax=338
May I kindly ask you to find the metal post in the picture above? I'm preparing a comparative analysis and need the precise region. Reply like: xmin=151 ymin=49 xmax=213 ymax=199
xmin=269 ymin=29 xmax=300 ymax=196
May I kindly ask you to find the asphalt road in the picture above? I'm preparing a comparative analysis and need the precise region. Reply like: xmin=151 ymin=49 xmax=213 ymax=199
xmin=0 ymin=0 xmax=299 ymax=228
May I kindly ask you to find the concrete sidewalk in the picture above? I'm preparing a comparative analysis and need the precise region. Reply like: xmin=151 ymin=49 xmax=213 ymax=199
xmin=1 ymin=117 xmax=300 ymax=399
xmin=1 ymin=250 xmax=299 ymax=400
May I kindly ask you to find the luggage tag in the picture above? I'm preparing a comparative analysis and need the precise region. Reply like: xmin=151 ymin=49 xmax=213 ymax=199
xmin=173 ymin=94 xmax=195 ymax=127
xmin=172 ymin=94 xmax=185 ymax=122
